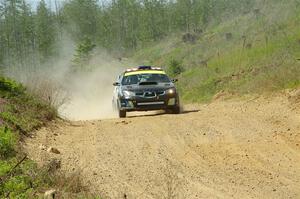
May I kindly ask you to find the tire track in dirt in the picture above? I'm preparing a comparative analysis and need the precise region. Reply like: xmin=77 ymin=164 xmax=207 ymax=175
xmin=25 ymin=94 xmax=300 ymax=199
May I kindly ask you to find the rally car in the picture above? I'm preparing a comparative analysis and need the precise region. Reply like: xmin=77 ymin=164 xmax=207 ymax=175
xmin=112 ymin=66 xmax=180 ymax=118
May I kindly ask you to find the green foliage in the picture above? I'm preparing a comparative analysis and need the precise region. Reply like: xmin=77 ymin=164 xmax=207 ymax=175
xmin=0 ymin=158 xmax=44 ymax=198
xmin=0 ymin=77 xmax=58 ymax=197
xmin=0 ymin=76 xmax=56 ymax=133
xmin=134 ymin=1 xmax=300 ymax=102
xmin=0 ymin=76 xmax=60 ymax=198
xmin=0 ymin=161 xmax=11 ymax=177
xmin=62 ymin=0 xmax=99 ymax=40
xmin=36 ymin=0 xmax=55 ymax=61
xmin=0 ymin=0 xmax=261 ymax=70
xmin=0 ymin=77 xmax=24 ymax=97
xmin=0 ymin=127 xmax=16 ymax=159
xmin=167 ymin=59 xmax=184 ymax=77
xmin=0 ymin=156 xmax=100 ymax=198
xmin=0 ymin=0 xmax=57 ymax=68
xmin=72 ymin=37 xmax=96 ymax=70
xmin=0 ymin=78 xmax=100 ymax=198
xmin=0 ymin=0 xmax=299 ymax=197
xmin=0 ymin=97 xmax=56 ymax=134
xmin=2 ymin=175 xmax=31 ymax=198
xmin=0 ymin=75 xmax=62 ymax=197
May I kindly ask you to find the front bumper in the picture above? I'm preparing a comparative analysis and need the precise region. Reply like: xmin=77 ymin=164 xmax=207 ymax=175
xmin=119 ymin=95 xmax=179 ymax=111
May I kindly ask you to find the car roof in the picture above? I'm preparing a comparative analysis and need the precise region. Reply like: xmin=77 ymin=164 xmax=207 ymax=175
xmin=123 ymin=66 xmax=166 ymax=76
xmin=124 ymin=70 xmax=166 ymax=76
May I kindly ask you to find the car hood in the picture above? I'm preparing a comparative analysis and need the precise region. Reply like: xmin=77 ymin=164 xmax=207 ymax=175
xmin=122 ymin=82 xmax=175 ymax=92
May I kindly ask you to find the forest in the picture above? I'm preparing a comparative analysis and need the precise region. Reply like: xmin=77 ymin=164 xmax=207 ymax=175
xmin=0 ymin=0 xmax=255 ymax=69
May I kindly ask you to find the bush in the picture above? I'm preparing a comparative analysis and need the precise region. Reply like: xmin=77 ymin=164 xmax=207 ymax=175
xmin=0 ymin=158 xmax=38 ymax=198
xmin=2 ymin=175 xmax=31 ymax=198
xmin=0 ymin=99 xmax=56 ymax=134
xmin=0 ymin=77 xmax=24 ymax=97
xmin=0 ymin=90 xmax=57 ymax=134
xmin=25 ymin=77 xmax=69 ymax=110
xmin=0 ymin=76 xmax=63 ymax=198
xmin=72 ymin=37 xmax=96 ymax=71
xmin=0 ymin=127 xmax=16 ymax=158
xmin=168 ymin=59 xmax=184 ymax=77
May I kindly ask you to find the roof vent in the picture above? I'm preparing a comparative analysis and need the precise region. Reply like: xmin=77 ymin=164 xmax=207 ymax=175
xmin=138 ymin=66 xmax=152 ymax=70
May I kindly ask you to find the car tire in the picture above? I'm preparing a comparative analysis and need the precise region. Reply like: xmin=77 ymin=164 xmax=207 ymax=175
xmin=172 ymin=106 xmax=180 ymax=114
xmin=119 ymin=110 xmax=126 ymax=118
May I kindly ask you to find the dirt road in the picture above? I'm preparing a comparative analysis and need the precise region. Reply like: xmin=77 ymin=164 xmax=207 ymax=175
xmin=25 ymin=93 xmax=300 ymax=199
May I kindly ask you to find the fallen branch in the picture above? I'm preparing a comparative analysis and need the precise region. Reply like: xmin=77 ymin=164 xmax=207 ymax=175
xmin=0 ymin=155 xmax=27 ymax=185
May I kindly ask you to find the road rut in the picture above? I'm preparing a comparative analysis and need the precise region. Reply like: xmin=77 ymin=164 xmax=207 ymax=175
xmin=25 ymin=94 xmax=300 ymax=199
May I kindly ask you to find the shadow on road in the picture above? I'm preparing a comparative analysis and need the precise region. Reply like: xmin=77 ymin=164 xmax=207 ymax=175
xmin=181 ymin=109 xmax=200 ymax=114
xmin=127 ymin=109 xmax=200 ymax=118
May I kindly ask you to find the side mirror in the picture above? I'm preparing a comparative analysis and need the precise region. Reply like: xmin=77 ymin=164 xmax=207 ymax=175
xmin=172 ymin=79 xmax=178 ymax=83
xmin=113 ymin=82 xmax=120 ymax=86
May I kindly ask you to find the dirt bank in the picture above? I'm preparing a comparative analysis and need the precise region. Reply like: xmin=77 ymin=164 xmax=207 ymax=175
xmin=25 ymin=93 xmax=300 ymax=199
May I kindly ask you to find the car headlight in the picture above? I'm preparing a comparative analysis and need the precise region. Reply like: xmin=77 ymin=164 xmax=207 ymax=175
xmin=166 ymin=88 xmax=176 ymax=95
xmin=123 ymin=90 xmax=135 ymax=98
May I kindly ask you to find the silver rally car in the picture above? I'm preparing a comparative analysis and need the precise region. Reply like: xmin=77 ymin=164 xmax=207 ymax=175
xmin=112 ymin=66 xmax=180 ymax=118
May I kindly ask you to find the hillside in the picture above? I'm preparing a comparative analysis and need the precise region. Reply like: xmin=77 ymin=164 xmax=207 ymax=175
xmin=133 ymin=1 xmax=300 ymax=102
xmin=1 ymin=0 xmax=299 ymax=104
xmin=0 ymin=77 xmax=55 ymax=197
xmin=0 ymin=77 xmax=93 ymax=198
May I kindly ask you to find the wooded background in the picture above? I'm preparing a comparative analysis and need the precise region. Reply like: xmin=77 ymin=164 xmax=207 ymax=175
xmin=0 ymin=0 xmax=256 ymax=69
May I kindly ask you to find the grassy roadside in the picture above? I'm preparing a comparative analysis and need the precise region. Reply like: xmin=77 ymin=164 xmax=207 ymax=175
xmin=0 ymin=76 xmax=57 ymax=198
xmin=0 ymin=77 xmax=100 ymax=198
xmin=132 ymin=1 xmax=300 ymax=102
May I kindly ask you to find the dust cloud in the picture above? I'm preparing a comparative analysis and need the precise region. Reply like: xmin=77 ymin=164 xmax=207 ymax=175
xmin=59 ymin=55 xmax=125 ymax=121
xmin=4 ymin=36 xmax=132 ymax=121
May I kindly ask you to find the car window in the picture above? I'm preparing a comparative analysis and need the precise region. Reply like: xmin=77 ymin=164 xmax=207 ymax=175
xmin=122 ymin=74 xmax=170 ymax=85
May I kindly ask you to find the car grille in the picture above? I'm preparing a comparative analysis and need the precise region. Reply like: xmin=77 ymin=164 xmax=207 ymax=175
xmin=144 ymin=91 xmax=156 ymax=97
xmin=136 ymin=92 xmax=144 ymax=96
xmin=156 ymin=91 xmax=165 ymax=95
xmin=135 ymin=90 xmax=165 ymax=98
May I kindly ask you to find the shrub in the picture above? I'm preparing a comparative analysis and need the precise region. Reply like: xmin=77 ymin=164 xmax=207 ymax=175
xmin=168 ymin=59 xmax=184 ymax=77
xmin=0 ymin=158 xmax=37 ymax=198
xmin=2 ymin=175 xmax=31 ymax=198
xmin=25 ymin=77 xmax=69 ymax=110
xmin=72 ymin=37 xmax=96 ymax=71
xmin=0 ymin=77 xmax=24 ymax=97
xmin=0 ymin=127 xmax=16 ymax=158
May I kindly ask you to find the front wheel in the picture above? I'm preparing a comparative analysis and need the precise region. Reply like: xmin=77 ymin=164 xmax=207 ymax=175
xmin=171 ymin=106 xmax=180 ymax=114
xmin=119 ymin=109 xmax=126 ymax=118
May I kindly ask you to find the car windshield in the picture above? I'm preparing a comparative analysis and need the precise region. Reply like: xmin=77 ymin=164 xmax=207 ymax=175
xmin=122 ymin=73 xmax=171 ymax=85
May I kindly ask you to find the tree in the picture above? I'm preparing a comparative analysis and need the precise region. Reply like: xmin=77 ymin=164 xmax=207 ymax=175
xmin=35 ymin=0 xmax=55 ymax=62
xmin=0 ymin=0 xmax=258 ymax=72
xmin=72 ymin=37 xmax=96 ymax=70
xmin=62 ymin=0 xmax=99 ymax=41
xmin=0 ymin=0 xmax=35 ymax=67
